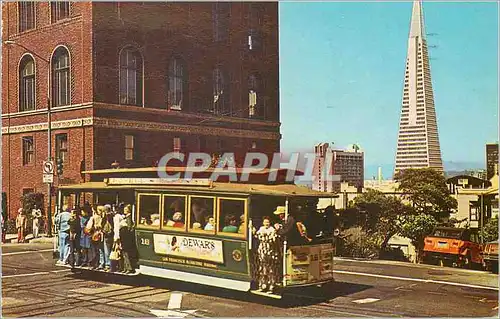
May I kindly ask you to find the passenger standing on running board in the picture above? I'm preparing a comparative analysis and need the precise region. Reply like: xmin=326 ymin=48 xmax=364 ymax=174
xmin=55 ymin=206 xmax=71 ymax=265
xmin=119 ymin=204 xmax=136 ymax=274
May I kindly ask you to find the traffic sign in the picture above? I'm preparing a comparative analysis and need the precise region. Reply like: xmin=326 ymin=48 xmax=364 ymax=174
xmin=43 ymin=161 xmax=54 ymax=183
xmin=43 ymin=174 xmax=54 ymax=183
xmin=43 ymin=161 xmax=54 ymax=175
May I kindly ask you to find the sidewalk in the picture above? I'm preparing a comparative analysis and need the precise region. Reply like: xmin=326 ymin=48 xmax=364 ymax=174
xmin=333 ymin=256 xmax=499 ymax=289
xmin=4 ymin=233 xmax=55 ymax=244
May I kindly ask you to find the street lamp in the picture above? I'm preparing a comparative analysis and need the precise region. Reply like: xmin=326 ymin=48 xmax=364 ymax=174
xmin=4 ymin=40 xmax=53 ymax=236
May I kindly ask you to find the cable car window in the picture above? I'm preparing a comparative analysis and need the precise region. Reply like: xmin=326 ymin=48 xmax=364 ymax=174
xmin=163 ymin=195 xmax=187 ymax=231
xmin=189 ymin=196 xmax=215 ymax=233
xmin=137 ymin=194 xmax=161 ymax=229
xmin=218 ymin=198 xmax=246 ymax=238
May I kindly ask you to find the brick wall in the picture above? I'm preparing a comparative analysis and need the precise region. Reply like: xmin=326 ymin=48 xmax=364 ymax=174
xmin=2 ymin=2 xmax=94 ymax=115
xmin=91 ymin=2 xmax=279 ymax=121
xmin=2 ymin=126 xmax=94 ymax=218
xmin=2 ymin=2 xmax=280 ymax=219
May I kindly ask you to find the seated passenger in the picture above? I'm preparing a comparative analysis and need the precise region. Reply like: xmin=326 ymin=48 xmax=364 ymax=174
xmin=204 ymin=216 xmax=215 ymax=231
xmin=222 ymin=214 xmax=238 ymax=233
xmin=192 ymin=222 xmax=202 ymax=230
xmin=238 ymin=214 xmax=245 ymax=234
xmin=151 ymin=214 xmax=160 ymax=226
xmin=171 ymin=212 xmax=184 ymax=228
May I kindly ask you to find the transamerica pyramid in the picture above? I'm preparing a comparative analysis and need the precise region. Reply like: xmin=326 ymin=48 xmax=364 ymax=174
xmin=394 ymin=0 xmax=443 ymax=176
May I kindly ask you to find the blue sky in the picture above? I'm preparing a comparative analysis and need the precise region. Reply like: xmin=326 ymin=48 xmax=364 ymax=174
xmin=279 ymin=1 xmax=499 ymax=176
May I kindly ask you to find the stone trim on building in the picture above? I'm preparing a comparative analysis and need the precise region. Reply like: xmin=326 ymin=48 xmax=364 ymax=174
xmin=1 ymin=117 xmax=94 ymax=134
xmin=93 ymin=102 xmax=281 ymax=128
xmin=93 ymin=117 xmax=281 ymax=140
xmin=2 ymin=116 xmax=281 ymax=140
xmin=1 ymin=103 xmax=93 ymax=119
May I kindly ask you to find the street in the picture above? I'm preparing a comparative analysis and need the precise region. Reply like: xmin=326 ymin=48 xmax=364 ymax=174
xmin=2 ymin=243 xmax=498 ymax=317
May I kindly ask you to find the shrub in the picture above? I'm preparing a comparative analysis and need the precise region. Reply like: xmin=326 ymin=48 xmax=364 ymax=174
xmin=19 ymin=192 xmax=45 ymax=235
xmin=339 ymin=227 xmax=380 ymax=259
xmin=480 ymin=217 xmax=499 ymax=243
xmin=379 ymin=246 xmax=409 ymax=262
xmin=6 ymin=219 xmax=17 ymax=234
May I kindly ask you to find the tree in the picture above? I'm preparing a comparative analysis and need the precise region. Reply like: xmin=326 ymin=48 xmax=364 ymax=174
xmin=353 ymin=189 xmax=413 ymax=250
xmin=399 ymin=213 xmax=438 ymax=263
xmin=394 ymin=168 xmax=457 ymax=221
xmin=480 ymin=217 xmax=499 ymax=243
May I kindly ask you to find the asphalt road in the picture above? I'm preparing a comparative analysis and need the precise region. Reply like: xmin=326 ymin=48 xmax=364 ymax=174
xmin=2 ymin=243 xmax=498 ymax=317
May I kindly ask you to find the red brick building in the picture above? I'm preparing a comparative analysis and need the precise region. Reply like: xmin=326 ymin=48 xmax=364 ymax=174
xmin=1 ymin=2 xmax=280 ymax=218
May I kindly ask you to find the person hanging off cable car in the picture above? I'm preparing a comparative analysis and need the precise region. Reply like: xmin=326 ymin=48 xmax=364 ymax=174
xmin=273 ymin=206 xmax=312 ymax=246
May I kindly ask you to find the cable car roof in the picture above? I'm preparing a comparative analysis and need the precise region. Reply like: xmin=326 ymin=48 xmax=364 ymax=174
xmin=59 ymin=180 xmax=338 ymax=198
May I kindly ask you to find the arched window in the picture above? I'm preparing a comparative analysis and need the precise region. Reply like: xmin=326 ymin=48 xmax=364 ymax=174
xmin=167 ymin=58 xmax=185 ymax=110
xmin=52 ymin=46 xmax=70 ymax=107
xmin=213 ymin=3 xmax=229 ymax=42
xmin=19 ymin=55 xmax=35 ymax=111
xmin=119 ymin=47 xmax=143 ymax=106
xmin=213 ymin=68 xmax=228 ymax=115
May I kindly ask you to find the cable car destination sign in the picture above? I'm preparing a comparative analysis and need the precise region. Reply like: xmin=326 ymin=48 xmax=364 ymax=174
xmin=106 ymin=178 xmax=212 ymax=186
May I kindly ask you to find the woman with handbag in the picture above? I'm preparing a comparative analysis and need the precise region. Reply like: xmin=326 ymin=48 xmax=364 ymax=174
xmin=109 ymin=240 xmax=122 ymax=273
xmin=79 ymin=206 xmax=91 ymax=267
xmin=86 ymin=205 xmax=105 ymax=270
xmin=66 ymin=209 xmax=81 ymax=267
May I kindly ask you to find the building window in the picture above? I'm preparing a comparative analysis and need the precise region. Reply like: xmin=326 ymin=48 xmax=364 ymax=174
xmin=247 ymin=4 xmax=262 ymax=52
xmin=167 ymin=58 xmax=185 ymax=110
xmin=19 ymin=55 xmax=35 ymax=112
xmin=22 ymin=136 xmax=34 ymax=165
xmin=213 ymin=68 xmax=228 ymax=115
xmin=125 ymin=135 xmax=134 ymax=160
xmin=55 ymin=133 xmax=68 ymax=163
xmin=470 ymin=205 xmax=479 ymax=221
xmin=173 ymin=137 xmax=185 ymax=153
xmin=51 ymin=1 xmax=70 ymax=23
xmin=248 ymin=29 xmax=261 ymax=51
xmin=198 ymin=136 xmax=206 ymax=152
xmin=248 ymin=74 xmax=259 ymax=118
xmin=213 ymin=3 xmax=229 ymax=42
xmin=119 ymin=47 xmax=143 ymax=106
xmin=23 ymin=188 xmax=35 ymax=195
xmin=52 ymin=47 xmax=70 ymax=107
xmin=19 ymin=2 xmax=35 ymax=32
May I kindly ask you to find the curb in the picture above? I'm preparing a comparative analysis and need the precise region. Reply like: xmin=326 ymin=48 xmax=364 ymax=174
xmin=29 ymin=237 xmax=55 ymax=244
xmin=4 ymin=235 xmax=55 ymax=244
xmin=333 ymin=257 xmax=499 ymax=275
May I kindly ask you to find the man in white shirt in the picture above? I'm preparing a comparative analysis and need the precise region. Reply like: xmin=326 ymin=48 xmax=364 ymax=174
xmin=113 ymin=205 xmax=124 ymax=242
xmin=32 ymin=205 xmax=42 ymax=238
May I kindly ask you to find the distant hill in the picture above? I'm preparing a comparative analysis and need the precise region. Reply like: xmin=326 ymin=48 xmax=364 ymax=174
xmin=280 ymin=149 xmax=484 ymax=181
xmin=364 ymin=161 xmax=484 ymax=180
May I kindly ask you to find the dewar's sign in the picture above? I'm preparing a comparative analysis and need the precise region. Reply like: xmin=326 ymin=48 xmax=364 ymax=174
xmin=153 ymin=234 xmax=224 ymax=264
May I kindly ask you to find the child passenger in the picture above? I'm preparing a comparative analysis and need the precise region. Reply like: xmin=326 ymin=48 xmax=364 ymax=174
xmin=254 ymin=216 xmax=280 ymax=292
xmin=204 ymin=216 xmax=215 ymax=231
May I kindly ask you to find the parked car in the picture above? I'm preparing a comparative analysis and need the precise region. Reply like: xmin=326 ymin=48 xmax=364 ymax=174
xmin=422 ymin=227 xmax=482 ymax=269
xmin=481 ymin=241 xmax=498 ymax=273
